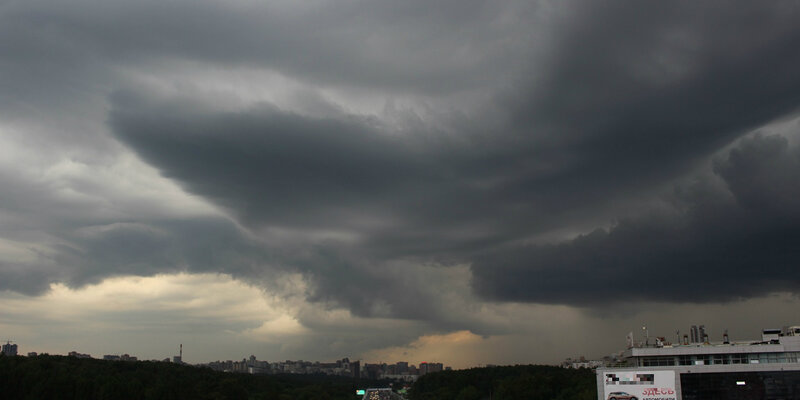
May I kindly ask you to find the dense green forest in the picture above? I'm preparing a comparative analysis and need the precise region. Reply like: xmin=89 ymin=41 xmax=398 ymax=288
xmin=410 ymin=364 xmax=596 ymax=400
xmin=0 ymin=354 xmax=387 ymax=400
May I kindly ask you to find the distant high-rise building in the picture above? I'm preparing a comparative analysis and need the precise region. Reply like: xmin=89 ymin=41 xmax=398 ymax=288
xmin=690 ymin=325 xmax=699 ymax=343
xmin=419 ymin=362 xmax=443 ymax=375
xmin=1 ymin=341 xmax=17 ymax=356
xmin=396 ymin=361 xmax=409 ymax=374
xmin=364 ymin=363 xmax=381 ymax=379
xmin=428 ymin=362 xmax=443 ymax=373
xmin=699 ymin=325 xmax=707 ymax=343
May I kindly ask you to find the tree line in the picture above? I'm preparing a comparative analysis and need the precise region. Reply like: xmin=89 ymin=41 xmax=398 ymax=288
xmin=410 ymin=364 xmax=597 ymax=400
xmin=0 ymin=354 xmax=386 ymax=400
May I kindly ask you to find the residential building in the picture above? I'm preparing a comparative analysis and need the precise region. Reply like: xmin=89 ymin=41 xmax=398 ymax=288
xmin=1 ymin=341 xmax=17 ymax=356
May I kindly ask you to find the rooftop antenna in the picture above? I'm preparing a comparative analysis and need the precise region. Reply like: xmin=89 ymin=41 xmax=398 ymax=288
xmin=180 ymin=344 xmax=182 ymax=360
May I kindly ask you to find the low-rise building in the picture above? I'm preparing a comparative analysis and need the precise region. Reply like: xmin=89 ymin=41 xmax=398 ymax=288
xmin=597 ymin=325 xmax=800 ymax=399
xmin=103 ymin=353 xmax=138 ymax=361
xmin=68 ymin=351 xmax=92 ymax=359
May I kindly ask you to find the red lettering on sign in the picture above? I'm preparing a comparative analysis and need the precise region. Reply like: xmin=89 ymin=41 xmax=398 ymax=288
xmin=642 ymin=388 xmax=675 ymax=396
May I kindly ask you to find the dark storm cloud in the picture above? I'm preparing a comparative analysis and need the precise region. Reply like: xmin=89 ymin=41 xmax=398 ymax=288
xmin=55 ymin=218 xmax=278 ymax=288
xmin=500 ymin=1 xmax=800 ymax=209
xmin=472 ymin=134 xmax=800 ymax=305
xmin=108 ymin=100 xmax=800 ymax=315
xmin=108 ymin=93 xmax=427 ymax=230
xmin=105 ymin=0 xmax=800 ymax=314
xmin=0 ymin=0 xmax=527 ymax=97
xmin=463 ymin=1 xmax=800 ymax=306
xmin=0 ymin=215 xmax=278 ymax=296
xmin=4 ymin=0 xmax=800 ymax=323
xmin=107 ymin=91 xmax=613 ymax=268
xmin=107 ymin=94 xmax=489 ymax=321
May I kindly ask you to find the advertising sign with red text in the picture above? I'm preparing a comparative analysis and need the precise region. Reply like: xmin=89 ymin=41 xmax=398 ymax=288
xmin=603 ymin=370 xmax=676 ymax=400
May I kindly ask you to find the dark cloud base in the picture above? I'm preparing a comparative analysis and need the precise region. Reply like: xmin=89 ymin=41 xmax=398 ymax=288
xmin=109 ymin=87 xmax=800 ymax=313
xmin=473 ymin=134 xmax=800 ymax=305
xmin=3 ymin=0 xmax=800 ymax=322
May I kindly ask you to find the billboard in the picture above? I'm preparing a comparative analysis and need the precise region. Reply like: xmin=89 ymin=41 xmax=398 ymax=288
xmin=603 ymin=370 xmax=676 ymax=400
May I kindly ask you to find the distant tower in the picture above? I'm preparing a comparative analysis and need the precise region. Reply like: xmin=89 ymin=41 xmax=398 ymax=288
xmin=690 ymin=325 xmax=699 ymax=343
xmin=173 ymin=344 xmax=183 ymax=364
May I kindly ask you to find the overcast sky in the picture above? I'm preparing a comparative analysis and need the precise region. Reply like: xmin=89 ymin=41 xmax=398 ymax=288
xmin=1 ymin=0 xmax=800 ymax=367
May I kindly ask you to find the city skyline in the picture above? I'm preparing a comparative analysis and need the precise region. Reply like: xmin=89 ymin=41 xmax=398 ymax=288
xmin=1 ymin=1 xmax=800 ymax=369
xmin=10 ymin=340 xmax=451 ymax=372
xmin=5 ymin=319 xmax=793 ymax=368
xmin=7 ymin=340 xmax=451 ymax=381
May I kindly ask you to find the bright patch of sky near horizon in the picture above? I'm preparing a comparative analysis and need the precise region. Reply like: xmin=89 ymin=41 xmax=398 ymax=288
xmin=1 ymin=272 xmax=799 ymax=367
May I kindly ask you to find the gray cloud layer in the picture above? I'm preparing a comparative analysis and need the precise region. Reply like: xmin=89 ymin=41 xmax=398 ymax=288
xmin=473 ymin=134 xmax=800 ymax=304
xmin=2 ymin=0 xmax=800 ymax=331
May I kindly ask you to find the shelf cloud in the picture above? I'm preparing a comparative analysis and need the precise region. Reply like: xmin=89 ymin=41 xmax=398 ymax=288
xmin=2 ymin=0 xmax=800 ymax=363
